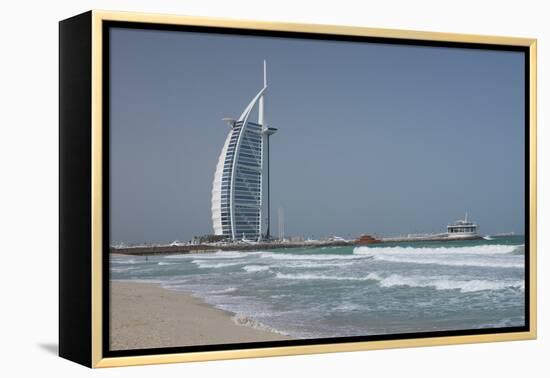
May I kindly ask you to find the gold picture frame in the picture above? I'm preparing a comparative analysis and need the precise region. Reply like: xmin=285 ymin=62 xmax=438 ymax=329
xmin=59 ymin=10 xmax=537 ymax=368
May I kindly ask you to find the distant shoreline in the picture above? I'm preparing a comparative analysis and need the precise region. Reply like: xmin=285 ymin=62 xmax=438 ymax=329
xmin=109 ymin=234 xmax=500 ymax=256
xmin=110 ymin=240 xmax=353 ymax=256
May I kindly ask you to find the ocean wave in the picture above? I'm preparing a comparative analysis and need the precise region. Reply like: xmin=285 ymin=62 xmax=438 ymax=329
xmin=475 ymin=318 xmax=525 ymax=329
xmin=242 ymin=265 xmax=270 ymax=273
xmin=333 ymin=302 xmax=363 ymax=312
xmin=111 ymin=259 xmax=140 ymax=265
xmin=275 ymin=261 xmax=356 ymax=269
xmin=365 ymin=273 xmax=524 ymax=293
xmin=166 ymin=251 xmax=247 ymax=259
xmin=192 ymin=260 xmax=245 ymax=269
xmin=276 ymin=272 xmax=375 ymax=281
xmin=260 ymin=252 xmax=367 ymax=261
xmin=111 ymin=258 xmax=148 ymax=265
xmin=110 ymin=266 xmax=141 ymax=273
xmin=157 ymin=261 xmax=180 ymax=266
xmin=114 ymin=278 xmax=162 ymax=284
xmin=354 ymin=244 xmax=524 ymax=269
xmin=510 ymin=245 xmax=525 ymax=255
xmin=365 ymin=255 xmax=522 ymax=269
xmin=354 ymin=244 xmax=520 ymax=256
xmin=275 ymin=271 xmax=523 ymax=293
xmin=209 ymin=287 xmax=238 ymax=294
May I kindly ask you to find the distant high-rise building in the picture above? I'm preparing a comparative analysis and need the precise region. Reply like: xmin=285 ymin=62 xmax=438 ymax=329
xmin=211 ymin=61 xmax=277 ymax=241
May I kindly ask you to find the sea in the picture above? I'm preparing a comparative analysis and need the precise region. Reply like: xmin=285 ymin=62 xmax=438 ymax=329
xmin=110 ymin=235 xmax=525 ymax=339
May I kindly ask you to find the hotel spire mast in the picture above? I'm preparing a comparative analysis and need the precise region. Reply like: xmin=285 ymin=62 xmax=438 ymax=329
xmin=259 ymin=60 xmax=267 ymax=126
xmin=211 ymin=61 xmax=278 ymax=241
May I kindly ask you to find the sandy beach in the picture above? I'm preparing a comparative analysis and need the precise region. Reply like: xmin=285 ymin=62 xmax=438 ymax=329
xmin=110 ymin=281 xmax=290 ymax=351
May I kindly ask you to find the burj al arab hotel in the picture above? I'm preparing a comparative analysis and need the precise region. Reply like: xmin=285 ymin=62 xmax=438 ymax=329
xmin=211 ymin=61 xmax=278 ymax=241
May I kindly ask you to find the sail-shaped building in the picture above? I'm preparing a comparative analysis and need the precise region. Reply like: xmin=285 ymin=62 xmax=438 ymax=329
xmin=211 ymin=61 xmax=277 ymax=241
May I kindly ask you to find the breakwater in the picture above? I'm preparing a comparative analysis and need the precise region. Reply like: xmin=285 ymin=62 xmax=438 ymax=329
xmin=111 ymin=240 xmax=353 ymax=256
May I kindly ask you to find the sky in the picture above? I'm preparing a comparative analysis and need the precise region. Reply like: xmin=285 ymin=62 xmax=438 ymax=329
xmin=109 ymin=27 xmax=525 ymax=244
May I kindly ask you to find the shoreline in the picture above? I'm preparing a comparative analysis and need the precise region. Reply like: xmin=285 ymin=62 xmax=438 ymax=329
xmin=110 ymin=281 xmax=291 ymax=351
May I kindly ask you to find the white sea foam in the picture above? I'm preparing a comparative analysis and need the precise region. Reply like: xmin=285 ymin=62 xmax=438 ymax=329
xmin=232 ymin=314 xmax=288 ymax=335
xmin=276 ymin=272 xmax=374 ymax=281
xmin=166 ymin=251 xmax=246 ymax=259
xmin=210 ymin=287 xmax=238 ymax=294
xmin=111 ymin=259 xmax=136 ymax=265
xmin=110 ymin=266 xmax=140 ymax=273
xmin=275 ymin=261 xmax=356 ymax=269
xmin=242 ymin=265 xmax=270 ymax=273
xmin=114 ymin=278 xmax=162 ymax=284
xmin=260 ymin=252 xmax=367 ymax=261
xmin=333 ymin=303 xmax=363 ymax=312
xmin=192 ymin=260 xmax=245 ymax=269
xmin=111 ymin=258 xmax=145 ymax=265
xmin=365 ymin=273 xmax=524 ymax=293
xmin=157 ymin=261 xmax=179 ymax=266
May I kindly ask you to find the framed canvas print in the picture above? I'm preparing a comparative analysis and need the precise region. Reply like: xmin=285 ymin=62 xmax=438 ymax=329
xmin=59 ymin=10 xmax=537 ymax=368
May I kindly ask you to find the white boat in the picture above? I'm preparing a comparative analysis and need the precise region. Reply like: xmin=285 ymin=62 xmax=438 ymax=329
xmin=330 ymin=236 xmax=346 ymax=242
xmin=447 ymin=213 xmax=479 ymax=239
xmin=241 ymin=233 xmax=258 ymax=244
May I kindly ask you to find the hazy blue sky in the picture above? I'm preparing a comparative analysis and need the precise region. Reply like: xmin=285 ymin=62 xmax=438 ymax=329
xmin=109 ymin=27 xmax=525 ymax=244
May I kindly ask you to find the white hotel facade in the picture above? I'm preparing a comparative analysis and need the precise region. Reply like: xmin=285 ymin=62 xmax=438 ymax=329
xmin=211 ymin=61 xmax=277 ymax=241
